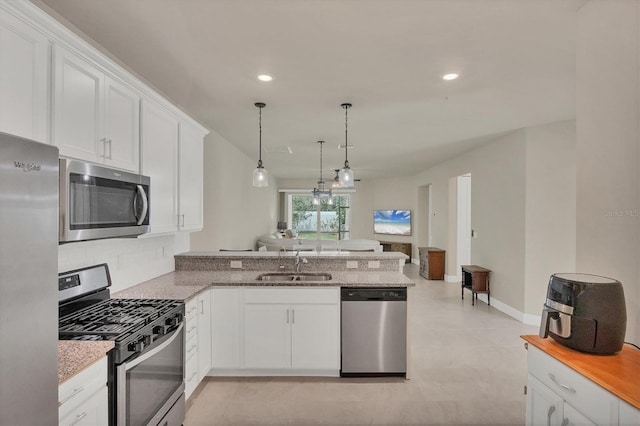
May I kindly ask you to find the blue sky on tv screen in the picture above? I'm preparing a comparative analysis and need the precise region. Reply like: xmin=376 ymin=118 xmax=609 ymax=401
xmin=373 ymin=210 xmax=411 ymax=223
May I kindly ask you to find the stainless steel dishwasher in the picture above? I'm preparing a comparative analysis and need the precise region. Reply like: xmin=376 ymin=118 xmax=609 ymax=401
xmin=341 ymin=287 xmax=407 ymax=377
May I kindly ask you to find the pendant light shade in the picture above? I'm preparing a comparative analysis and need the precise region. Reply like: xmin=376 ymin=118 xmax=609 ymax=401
xmin=339 ymin=103 xmax=354 ymax=188
xmin=252 ymin=102 xmax=268 ymax=187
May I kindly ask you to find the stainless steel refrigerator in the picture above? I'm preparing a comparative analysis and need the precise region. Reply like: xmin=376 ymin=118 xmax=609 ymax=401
xmin=0 ymin=132 xmax=59 ymax=425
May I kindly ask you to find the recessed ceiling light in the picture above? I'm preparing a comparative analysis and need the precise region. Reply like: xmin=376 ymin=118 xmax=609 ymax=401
xmin=257 ymin=74 xmax=273 ymax=82
xmin=442 ymin=73 xmax=459 ymax=81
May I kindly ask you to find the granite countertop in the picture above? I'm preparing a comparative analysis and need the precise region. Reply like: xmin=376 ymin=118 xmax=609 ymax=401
xmin=58 ymin=341 xmax=114 ymax=385
xmin=113 ymin=270 xmax=414 ymax=301
xmin=177 ymin=250 xmax=409 ymax=260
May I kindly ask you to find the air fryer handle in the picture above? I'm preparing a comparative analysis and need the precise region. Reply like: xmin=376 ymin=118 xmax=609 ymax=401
xmin=539 ymin=307 xmax=559 ymax=338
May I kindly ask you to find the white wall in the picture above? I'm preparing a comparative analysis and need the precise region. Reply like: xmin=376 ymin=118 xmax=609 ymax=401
xmin=524 ymin=121 xmax=577 ymax=319
xmin=58 ymin=233 xmax=190 ymax=293
xmin=191 ymin=129 xmax=278 ymax=251
xmin=576 ymin=0 xmax=640 ymax=345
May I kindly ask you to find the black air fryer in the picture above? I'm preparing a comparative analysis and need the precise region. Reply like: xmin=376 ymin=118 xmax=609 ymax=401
xmin=539 ymin=273 xmax=626 ymax=354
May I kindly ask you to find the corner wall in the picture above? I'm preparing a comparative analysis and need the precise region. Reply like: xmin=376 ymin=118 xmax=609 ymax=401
xmin=576 ymin=0 xmax=640 ymax=345
xmin=191 ymin=129 xmax=279 ymax=252
xmin=524 ymin=121 xmax=577 ymax=320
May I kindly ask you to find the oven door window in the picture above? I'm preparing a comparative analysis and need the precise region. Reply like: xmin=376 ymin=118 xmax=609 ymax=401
xmin=69 ymin=173 xmax=147 ymax=229
xmin=125 ymin=328 xmax=184 ymax=426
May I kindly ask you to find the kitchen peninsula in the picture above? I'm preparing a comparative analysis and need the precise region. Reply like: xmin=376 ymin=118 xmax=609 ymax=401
xmin=113 ymin=250 xmax=414 ymax=397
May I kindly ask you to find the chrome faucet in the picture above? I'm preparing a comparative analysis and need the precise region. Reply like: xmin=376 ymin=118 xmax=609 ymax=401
xmin=278 ymin=247 xmax=287 ymax=270
xmin=295 ymin=250 xmax=308 ymax=272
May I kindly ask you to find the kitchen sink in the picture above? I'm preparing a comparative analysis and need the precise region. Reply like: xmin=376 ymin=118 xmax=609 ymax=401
xmin=256 ymin=272 xmax=332 ymax=281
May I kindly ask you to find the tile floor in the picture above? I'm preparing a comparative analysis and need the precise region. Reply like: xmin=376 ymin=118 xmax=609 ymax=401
xmin=184 ymin=264 xmax=538 ymax=425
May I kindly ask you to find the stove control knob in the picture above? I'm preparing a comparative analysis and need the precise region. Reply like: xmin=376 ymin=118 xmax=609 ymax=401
xmin=153 ymin=325 xmax=168 ymax=336
xmin=128 ymin=336 xmax=151 ymax=353
xmin=166 ymin=314 xmax=182 ymax=327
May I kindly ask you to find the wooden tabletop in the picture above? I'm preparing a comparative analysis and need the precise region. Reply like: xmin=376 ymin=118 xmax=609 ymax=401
xmin=461 ymin=265 xmax=491 ymax=273
xmin=521 ymin=335 xmax=640 ymax=410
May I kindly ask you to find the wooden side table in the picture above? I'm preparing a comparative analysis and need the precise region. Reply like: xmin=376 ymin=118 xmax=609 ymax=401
xmin=461 ymin=265 xmax=491 ymax=306
xmin=418 ymin=247 xmax=445 ymax=280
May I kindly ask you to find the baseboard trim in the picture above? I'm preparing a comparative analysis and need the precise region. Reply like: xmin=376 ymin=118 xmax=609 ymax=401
xmin=472 ymin=294 xmax=541 ymax=326
xmin=445 ymin=274 xmax=460 ymax=282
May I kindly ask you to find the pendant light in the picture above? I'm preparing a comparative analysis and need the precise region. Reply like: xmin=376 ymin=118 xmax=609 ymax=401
xmin=312 ymin=141 xmax=333 ymax=205
xmin=338 ymin=103 xmax=354 ymax=188
xmin=252 ymin=102 xmax=268 ymax=187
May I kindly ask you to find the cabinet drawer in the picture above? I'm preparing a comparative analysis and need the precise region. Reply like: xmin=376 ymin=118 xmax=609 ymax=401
xmin=528 ymin=346 xmax=617 ymax=425
xmin=244 ymin=287 xmax=339 ymax=304
xmin=185 ymin=318 xmax=198 ymax=342
xmin=185 ymin=298 xmax=198 ymax=320
xmin=59 ymin=386 xmax=107 ymax=426
xmin=185 ymin=333 xmax=198 ymax=360
xmin=185 ymin=350 xmax=199 ymax=398
xmin=59 ymin=357 xmax=107 ymax=410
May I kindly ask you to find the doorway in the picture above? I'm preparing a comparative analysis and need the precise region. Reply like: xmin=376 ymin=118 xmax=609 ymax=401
xmin=456 ymin=174 xmax=471 ymax=279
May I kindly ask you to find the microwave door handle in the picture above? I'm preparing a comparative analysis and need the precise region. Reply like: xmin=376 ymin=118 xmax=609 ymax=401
xmin=135 ymin=185 xmax=149 ymax=225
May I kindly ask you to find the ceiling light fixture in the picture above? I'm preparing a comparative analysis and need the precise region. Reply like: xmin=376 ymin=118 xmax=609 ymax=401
xmin=252 ymin=102 xmax=268 ymax=187
xmin=257 ymin=74 xmax=273 ymax=82
xmin=331 ymin=169 xmax=342 ymax=189
xmin=312 ymin=141 xmax=333 ymax=206
xmin=442 ymin=73 xmax=459 ymax=81
xmin=338 ymin=103 xmax=354 ymax=188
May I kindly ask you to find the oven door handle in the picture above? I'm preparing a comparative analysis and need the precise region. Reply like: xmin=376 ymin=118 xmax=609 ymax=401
xmin=125 ymin=322 xmax=183 ymax=371
xmin=134 ymin=184 xmax=149 ymax=226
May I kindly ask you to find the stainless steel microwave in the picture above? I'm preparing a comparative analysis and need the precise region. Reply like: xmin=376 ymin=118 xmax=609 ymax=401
xmin=59 ymin=159 xmax=150 ymax=243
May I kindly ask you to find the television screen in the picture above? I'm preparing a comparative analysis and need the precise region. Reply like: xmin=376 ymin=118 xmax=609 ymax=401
xmin=373 ymin=210 xmax=412 ymax=236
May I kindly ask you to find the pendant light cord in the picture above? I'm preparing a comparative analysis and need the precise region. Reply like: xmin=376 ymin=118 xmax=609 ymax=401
xmin=258 ymin=105 xmax=263 ymax=165
xmin=342 ymin=103 xmax=351 ymax=167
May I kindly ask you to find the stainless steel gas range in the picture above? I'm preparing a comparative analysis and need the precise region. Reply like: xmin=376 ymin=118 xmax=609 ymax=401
xmin=58 ymin=264 xmax=185 ymax=426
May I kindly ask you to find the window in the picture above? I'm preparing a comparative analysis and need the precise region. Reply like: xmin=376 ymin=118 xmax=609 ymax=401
xmin=288 ymin=194 xmax=350 ymax=240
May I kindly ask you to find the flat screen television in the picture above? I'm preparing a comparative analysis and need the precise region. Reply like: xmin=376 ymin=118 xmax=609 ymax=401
xmin=373 ymin=210 xmax=412 ymax=236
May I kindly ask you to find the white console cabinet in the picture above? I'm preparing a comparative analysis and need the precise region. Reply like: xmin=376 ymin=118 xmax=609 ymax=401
xmin=524 ymin=338 xmax=640 ymax=426
xmin=58 ymin=357 xmax=108 ymax=426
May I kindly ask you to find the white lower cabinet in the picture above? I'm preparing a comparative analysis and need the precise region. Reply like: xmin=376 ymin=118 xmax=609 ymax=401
xmin=244 ymin=303 xmax=291 ymax=369
xmin=211 ymin=288 xmax=242 ymax=369
xmin=58 ymin=357 xmax=108 ymax=426
xmin=184 ymin=297 xmax=198 ymax=399
xmin=184 ymin=289 xmax=212 ymax=399
xmin=242 ymin=287 xmax=340 ymax=373
xmin=197 ymin=289 xmax=212 ymax=381
xmin=526 ymin=345 xmax=626 ymax=426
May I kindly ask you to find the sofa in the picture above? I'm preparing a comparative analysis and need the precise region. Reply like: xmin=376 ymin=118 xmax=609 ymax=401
xmin=256 ymin=233 xmax=382 ymax=252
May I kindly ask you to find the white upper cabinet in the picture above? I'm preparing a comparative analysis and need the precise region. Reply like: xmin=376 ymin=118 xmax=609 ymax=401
xmin=103 ymin=76 xmax=140 ymax=171
xmin=0 ymin=10 xmax=49 ymax=143
xmin=53 ymin=44 xmax=140 ymax=172
xmin=178 ymin=122 xmax=205 ymax=231
xmin=141 ymin=99 xmax=179 ymax=234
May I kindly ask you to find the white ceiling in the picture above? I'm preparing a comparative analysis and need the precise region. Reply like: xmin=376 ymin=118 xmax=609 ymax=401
xmin=36 ymin=0 xmax=583 ymax=181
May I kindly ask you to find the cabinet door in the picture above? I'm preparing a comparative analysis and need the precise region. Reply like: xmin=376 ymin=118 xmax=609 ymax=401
xmin=0 ymin=11 xmax=49 ymax=143
xmin=104 ymin=76 xmax=139 ymax=172
xmin=562 ymin=403 xmax=596 ymax=426
xmin=197 ymin=290 xmax=212 ymax=381
xmin=53 ymin=45 xmax=104 ymax=162
xmin=244 ymin=304 xmax=290 ymax=369
xmin=291 ymin=304 xmax=339 ymax=370
xmin=141 ymin=100 xmax=178 ymax=234
xmin=178 ymin=122 xmax=204 ymax=231
xmin=526 ymin=375 xmax=563 ymax=426
xmin=620 ymin=400 xmax=640 ymax=426
xmin=211 ymin=288 xmax=242 ymax=369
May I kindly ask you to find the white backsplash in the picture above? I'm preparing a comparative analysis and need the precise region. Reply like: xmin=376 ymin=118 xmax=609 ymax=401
xmin=58 ymin=233 xmax=190 ymax=293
